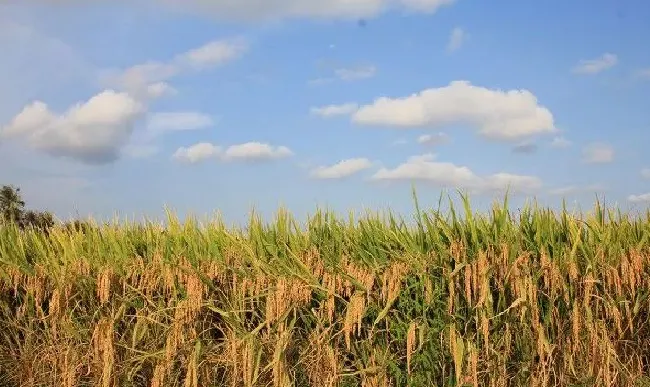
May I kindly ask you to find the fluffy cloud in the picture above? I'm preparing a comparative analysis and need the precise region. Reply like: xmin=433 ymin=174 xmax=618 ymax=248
xmin=3 ymin=37 xmax=245 ymax=164
xmin=147 ymin=112 xmax=214 ymax=133
xmin=158 ymin=0 xmax=455 ymax=21
xmin=310 ymin=158 xmax=373 ymax=179
xmin=417 ymin=132 xmax=449 ymax=146
xmin=173 ymin=142 xmax=293 ymax=163
xmin=351 ymin=81 xmax=556 ymax=141
xmin=572 ymin=53 xmax=618 ymax=75
xmin=176 ymin=38 xmax=248 ymax=69
xmin=103 ymin=37 xmax=247 ymax=99
xmin=172 ymin=142 xmax=222 ymax=163
xmin=371 ymin=153 xmax=542 ymax=193
xmin=447 ymin=27 xmax=467 ymax=52
xmin=550 ymin=136 xmax=571 ymax=148
xmin=1 ymin=90 xmax=145 ymax=164
xmin=310 ymin=103 xmax=359 ymax=117
xmin=628 ymin=193 xmax=650 ymax=203
xmin=582 ymin=143 xmax=614 ymax=164
xmin=222 ymin=142 xmax=293 ymax=161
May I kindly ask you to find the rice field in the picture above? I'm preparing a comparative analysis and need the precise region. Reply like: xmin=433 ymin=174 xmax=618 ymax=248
xmin=1 ymin=193 xmax=650 ymax=386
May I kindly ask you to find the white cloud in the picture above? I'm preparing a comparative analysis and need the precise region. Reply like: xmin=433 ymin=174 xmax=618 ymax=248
xmin=172 ymin=142 xmax=221 ymax=163
xmin=582 ymin=143 xmax=614 ymax=164
xmin=310 ymin=158 xmax=373 ymax=179
xmin=628 ymin=193 xmax=650 ymax=203
xmin=642 ymin=168 xmax=650 ymax=179
xmin=158 ymin=0 xmax=455 ymax=21
xmin=147 ymin=112 xmax=214 ymax=133
xmin=103 ymin=37 xmax=247 ymax=99
xmin=310 ymin=103 xmax=359 ymax=117
xmin=2 ymin=0 xmax=457 ymax=22
xmin=572 ymin=53 xmax=618 ymax=75
xmin=172 ymin=141 xmax=292 ymax=163
xmin=1 ymin=90 xmax=145 ymax=164
xmin=372 ymin=154 xmax=475 ymax=184
xmin=550 ymin=136 xmax=571 ymax=148
xmin=146 ymin=82 xmax=178 ymax=99
xmin=481 ymin=173 xmax=542 ymax=193
xmin=417 ymin=132 xmax=449 ymax=146
xmin=222 ymin=142 xmax=293 ymax=161
xmin=9 ymin=37 xmax=245 ymax=164
xmin=102 ymin=61 xmax=179 ymax=100
xmin=334 ymin=65 xmax=377 ymax=81
xmin=351 ymin=81 xmax=556 ymax=141
xmin=176 ymin=38 xmax=248 ymax=69
xmin=371 ymin=153 xmax=542 ymax=193
xmin=447 ymin=27 xmax=467 ymax=52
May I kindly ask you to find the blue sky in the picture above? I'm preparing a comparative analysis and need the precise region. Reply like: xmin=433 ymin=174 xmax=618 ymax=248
xmin=1 ymin=0 xmax=649 ymax=225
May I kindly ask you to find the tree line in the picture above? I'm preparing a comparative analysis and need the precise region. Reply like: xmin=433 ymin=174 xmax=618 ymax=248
xmin=0 ymin=185 xmax=55 ymax=230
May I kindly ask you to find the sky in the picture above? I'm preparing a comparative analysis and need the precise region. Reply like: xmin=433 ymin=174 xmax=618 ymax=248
xmin=1 ymin=0 xmax=649 ymax=225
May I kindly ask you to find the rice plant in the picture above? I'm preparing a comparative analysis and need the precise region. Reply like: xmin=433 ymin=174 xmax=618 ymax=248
xmin=0 ymin=193 xmax=649 ymax=386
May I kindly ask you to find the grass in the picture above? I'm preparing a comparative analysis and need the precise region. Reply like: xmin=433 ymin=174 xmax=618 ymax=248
xmin=0 ymin=192 xmax=649 ymax=386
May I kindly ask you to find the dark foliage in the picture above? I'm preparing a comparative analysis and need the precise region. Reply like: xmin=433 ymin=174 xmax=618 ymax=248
xmin=0 ymin=184 xmax=56 ymax=231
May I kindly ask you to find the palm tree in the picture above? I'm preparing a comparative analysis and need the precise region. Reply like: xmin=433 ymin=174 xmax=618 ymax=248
xmin=0 ymin=185 xmax=26 ymax=224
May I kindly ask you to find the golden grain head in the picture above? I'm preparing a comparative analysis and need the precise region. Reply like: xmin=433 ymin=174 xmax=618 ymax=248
xmin=2 ymin=197 xmax=650 ymax=386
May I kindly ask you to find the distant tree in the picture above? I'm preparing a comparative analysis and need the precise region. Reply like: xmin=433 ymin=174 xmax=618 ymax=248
xmin=0 ymin=185 xmax=25 ymax=224
xmin=0 ymin=184 xmax=56 ymax=232
xmin=21 ymin=210 xmax=55 ymax=231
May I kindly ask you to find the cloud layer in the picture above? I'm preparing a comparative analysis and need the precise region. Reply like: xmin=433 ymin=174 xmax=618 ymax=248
xmin=158 ymin=0 xmax=456 ymax=21
xmin=310 ymin=158 xmax=373 ymax=179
